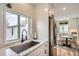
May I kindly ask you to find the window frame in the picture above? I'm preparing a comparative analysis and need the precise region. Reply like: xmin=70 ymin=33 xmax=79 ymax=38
xmin=3 ymin=9 xmax=31 ymax=42
xmin=5 ymin=11 xmax=19 ymax=41
xmin=59 ymin=24 xmax=68 ymax=33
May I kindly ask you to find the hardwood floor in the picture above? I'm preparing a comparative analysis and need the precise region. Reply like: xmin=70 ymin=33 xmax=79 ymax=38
xmin=52 ymin=46 xmax=78 ymax=56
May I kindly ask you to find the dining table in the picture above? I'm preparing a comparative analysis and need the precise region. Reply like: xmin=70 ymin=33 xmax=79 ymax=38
xmin=62 ymin=36 xmax=72 ymax=47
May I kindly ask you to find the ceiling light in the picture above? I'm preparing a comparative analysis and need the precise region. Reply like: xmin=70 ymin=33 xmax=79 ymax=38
xmin=62 ymin=7 xmax=66 ymax=11
xmin=44 ymin=8 xmax=48 ymax=12
xmin=49 ymin=11 xmax=54 ymax=17
xmin=49 ymin=11 xmax=52 ymax=14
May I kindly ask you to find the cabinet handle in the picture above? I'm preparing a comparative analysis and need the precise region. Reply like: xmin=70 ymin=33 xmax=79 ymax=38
xmin=45 ymin=49 xmax=46 ymax=54
xmin=45 ymin=45 xmax=47 ymax=46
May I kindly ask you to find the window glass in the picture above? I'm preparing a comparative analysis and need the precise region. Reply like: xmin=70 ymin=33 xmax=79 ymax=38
xmin=59 ymin=24 xmax=68 ymax=33
xmin=5 ymin=12 xmax=18 ymax=41
xmin=5 ymin=12 xmax=31 ymax=42
xmin=20 ymin=16 xmax=28 ymax=39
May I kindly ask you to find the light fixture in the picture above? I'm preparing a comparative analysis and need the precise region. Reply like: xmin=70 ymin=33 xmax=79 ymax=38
xmin=62 ymin=7 xmax=66 ymax=11
xmin=6 ymin=3 xmax=12 ymax=8
xmin=49 ymin=9 xmax=55 ymax=17
xmin=70 ymin=29 xmax=77 ymax=34
xmin=49 ymin=11 xmax=53 ymax=17
xmin=44 ymin=8 xmax=48 ymax=12
xmin=49 ymin=11 xmax=52 ymax=14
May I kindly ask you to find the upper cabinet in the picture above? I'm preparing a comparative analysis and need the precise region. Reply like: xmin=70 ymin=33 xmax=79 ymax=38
xmin=68 ymin=18 xmax=77 ymax=32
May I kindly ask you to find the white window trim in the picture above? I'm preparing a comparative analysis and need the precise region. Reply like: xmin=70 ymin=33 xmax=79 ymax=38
xmin=3 ymin=9 xmax=31 ymax=43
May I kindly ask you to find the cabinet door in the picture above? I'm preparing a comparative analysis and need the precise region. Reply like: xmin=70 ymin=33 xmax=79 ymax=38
xmin=38 ymin=42 xmax=48 ymax=56
xmin=27 ymin=42 xmax=48 ymax=56
xmin=69 ymin=18 xmax=77 ymax=30
xmin=44 ymin=42 xmax=48 ymax=56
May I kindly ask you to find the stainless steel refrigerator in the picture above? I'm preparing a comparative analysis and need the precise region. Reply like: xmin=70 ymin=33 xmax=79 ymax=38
xmin=49 ymin=15 xmax=57 ymax=56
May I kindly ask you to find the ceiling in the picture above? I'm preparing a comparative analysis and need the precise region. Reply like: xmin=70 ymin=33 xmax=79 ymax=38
xmin=53 ymin=3 xmax=79 ymax=20
xmin=31 ymin=3 xmax=79 ymax=21
xmin=31 ymin=3 xmax=46 ymax=6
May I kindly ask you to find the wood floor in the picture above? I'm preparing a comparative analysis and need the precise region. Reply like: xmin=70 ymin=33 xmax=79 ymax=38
xmin=52 ymin=46 xmax=78 ymax=56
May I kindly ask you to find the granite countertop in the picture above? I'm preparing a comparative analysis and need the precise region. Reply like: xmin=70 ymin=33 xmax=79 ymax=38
xmin=0 ymin=39 xmax=48 ymax=56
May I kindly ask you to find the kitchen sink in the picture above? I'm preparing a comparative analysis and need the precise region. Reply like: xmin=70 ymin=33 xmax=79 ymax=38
xmin=10 ymin=41 xmax=39 ymax=54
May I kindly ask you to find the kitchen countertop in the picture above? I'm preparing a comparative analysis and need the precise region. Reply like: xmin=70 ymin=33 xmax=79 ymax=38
xmin=0 ymin=39 xmax=48 ymax=56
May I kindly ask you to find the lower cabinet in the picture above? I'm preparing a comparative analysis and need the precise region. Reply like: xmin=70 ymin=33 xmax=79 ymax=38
xmin=27 ymin=42 xmax=48 ymax=56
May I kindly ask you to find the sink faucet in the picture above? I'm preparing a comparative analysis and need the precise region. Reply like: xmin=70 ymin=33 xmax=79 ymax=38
xmin=21 ymin=29 xmax=27 ymax=43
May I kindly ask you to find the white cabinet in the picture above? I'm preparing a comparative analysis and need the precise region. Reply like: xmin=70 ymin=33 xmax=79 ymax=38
xmin=68 ymin=18 xmax=77 ymax=32
xmin=27 ymin=42 xmax=48 ymax=56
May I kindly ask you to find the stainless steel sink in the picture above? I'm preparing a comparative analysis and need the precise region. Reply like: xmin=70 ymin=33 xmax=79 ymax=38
xmin=10 ymin=41 xmax=39 ymax=54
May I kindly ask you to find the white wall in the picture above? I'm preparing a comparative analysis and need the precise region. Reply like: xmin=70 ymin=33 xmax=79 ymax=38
xmin=35 ymin=4 xmax=49 ymax=41
xmin=0 ymin=6 xmax=4 ymax=44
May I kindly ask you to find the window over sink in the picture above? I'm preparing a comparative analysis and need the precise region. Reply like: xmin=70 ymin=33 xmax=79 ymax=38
xmin=5 ymin=11 xmax=31 ymax=42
